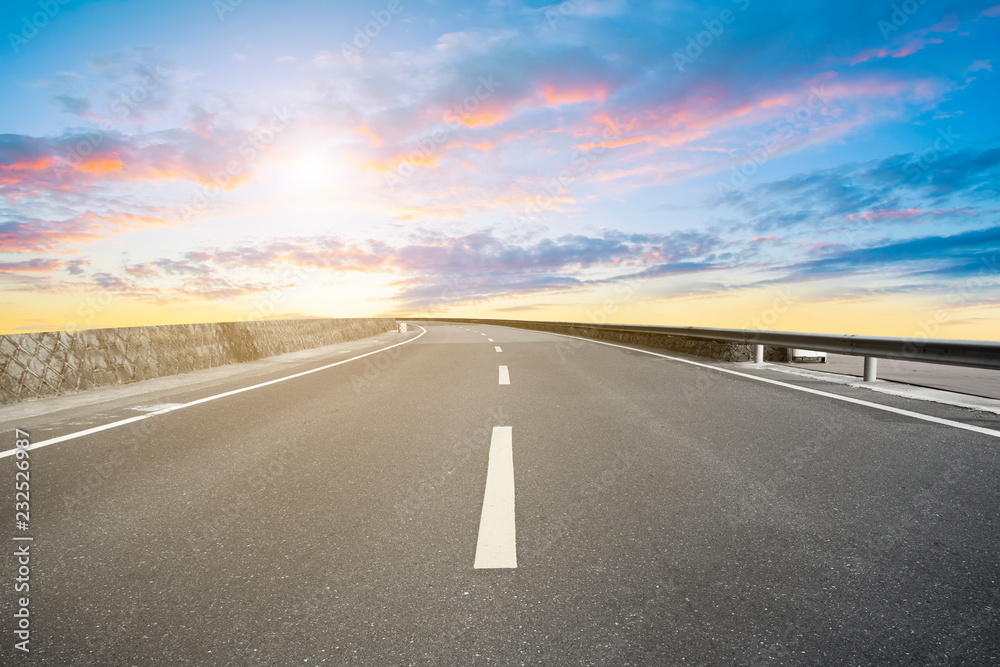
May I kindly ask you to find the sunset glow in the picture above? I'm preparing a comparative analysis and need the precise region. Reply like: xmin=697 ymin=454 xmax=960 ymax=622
xmin=1 ymin=0 xmax=998 ymax=338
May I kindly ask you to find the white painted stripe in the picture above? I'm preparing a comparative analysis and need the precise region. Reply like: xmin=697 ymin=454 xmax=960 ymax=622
xmin=498 ymin=365 xmax=510 ymax=385
xmin=474 ymin=426 xmax=516 ymax=569
xmin=0 ymin=325 xmax=428 ymax=458
xmin=495 ymin=346 xmax=502 ymax=352
xmin=130 ymin=403 xmax=186 ymax=413
xmin=536 ymin=330 xmax=1000 ymax=439
xmin=487 ymin=338 xmax=494 ymax=342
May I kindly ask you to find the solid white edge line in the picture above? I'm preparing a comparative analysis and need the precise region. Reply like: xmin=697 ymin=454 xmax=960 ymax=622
xmin=473 ymin=426 xmax=516 ymax=569
xmin=1 ymin=325 xmax=428 ymax=458
xmin=537 ymin=330 xmax=1000 ymax=439
xmin=498 ymin=365 xmax=510 ymax=385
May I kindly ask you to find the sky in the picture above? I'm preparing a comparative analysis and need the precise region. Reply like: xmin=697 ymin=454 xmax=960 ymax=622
xmin=0 ymin=0 xmax=998 ymax=338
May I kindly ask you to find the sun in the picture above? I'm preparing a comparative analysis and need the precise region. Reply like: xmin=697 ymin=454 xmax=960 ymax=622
xmin=291 ymin=154 xmax=328 ymax=181
xmin=269 ymin=151 xmax=346 ymax=191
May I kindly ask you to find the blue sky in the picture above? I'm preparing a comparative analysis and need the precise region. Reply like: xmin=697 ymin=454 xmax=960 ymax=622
xmin=1 ymin=0 xmax=998 ymax=337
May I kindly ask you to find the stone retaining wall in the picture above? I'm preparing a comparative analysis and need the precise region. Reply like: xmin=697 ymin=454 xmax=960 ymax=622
xmin=0 ymin=318 xmax=396 ymax=405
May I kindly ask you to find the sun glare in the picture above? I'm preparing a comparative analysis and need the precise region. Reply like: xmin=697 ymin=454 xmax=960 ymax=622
xmin=292 ymin=154 xmax=328 ymax=181
xmin=264 ymin=150 xmax=347 ymax=194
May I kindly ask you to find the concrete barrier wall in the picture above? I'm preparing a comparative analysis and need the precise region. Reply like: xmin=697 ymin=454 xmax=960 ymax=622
xmin=0 ymin=318 xmax=397 ymax=405
xmin=427 ymin=318 xmax=789 ymax=363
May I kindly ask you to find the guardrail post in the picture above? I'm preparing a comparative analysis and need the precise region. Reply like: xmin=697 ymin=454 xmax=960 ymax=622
xmin=863 ymin=356 xmax=878 ymax=382
xmin=754 ymin=344 xmax=764 ymax=364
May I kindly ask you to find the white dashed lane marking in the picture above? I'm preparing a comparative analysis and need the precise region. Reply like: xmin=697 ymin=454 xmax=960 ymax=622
xmin=473 ymin=426 xmax=516 ymax=569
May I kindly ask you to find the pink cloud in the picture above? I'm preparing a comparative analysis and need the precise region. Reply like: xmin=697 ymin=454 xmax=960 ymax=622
xmin=0 ymin=258 xmax=72 ymax=273
xmin=538 ymin=82 xmax=609 ymax=108
xmin=848 ymin=208 xmax=925 ymax=222
xmin=0 ymin=129 xmax=266 ymax=201
xmin=0 ymin=209 xmax=173 ymax=254
xmin=0 ymin=218 xmax=103 ymax=253
xmin=921 ymin=14 xmax=961 ymax=34
xmin=353 ymin=125 xmax=382 ymax=147
xmin=848 ymin=14 xmax=958 ymax=65
xmin=435 ymin=73 xmax=618 ymax=129
xmin=849 ymin=36 xmax=945 ymax=64
xmin=448 ymin=110 xmax=510 ymax=128
xmin=188 ymin=107 xmax=217 ymax=139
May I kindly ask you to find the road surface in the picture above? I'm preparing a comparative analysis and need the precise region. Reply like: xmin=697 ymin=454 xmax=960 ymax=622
xmin=1 ymin=322 xmax=998 ymax=665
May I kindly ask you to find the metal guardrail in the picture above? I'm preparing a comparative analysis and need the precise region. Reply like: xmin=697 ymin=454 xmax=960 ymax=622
xmin=415 ymin=318 xmax=1000 ymax=381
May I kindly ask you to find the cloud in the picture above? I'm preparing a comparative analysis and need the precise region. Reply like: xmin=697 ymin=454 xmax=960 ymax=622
xmin=178 ymin=277 xmax=277 ymax=301
xmin=0 ymin=268 xmax=285 ymax=305
xmin=187 ymin=105 xmax=217 ymax=139
xmin=389 ymin=230 xmax=720 ymax=276
xmin=125 ymin=239 xmax=387 ymax=277
xmin=92 ymin=272 xmax=132 ymax=291
xmin=83 ymin=47 xmax=188 ymax=122
xmin=0 ymin=258 xmax=71 ymax=273
xmin=4 ymin=0 xmax=999 ymax=330
xmin=848 ymin=36 xmax=945 ymax=65
xmin=714 ymin=146 xmax=1000 ymax=232
xmin=0 ymin=208 xmax=175 ymax=254
xmin=66 ymin=259 xmax=89 ymax=275
xmin=0 ymin=215 xmax=105 ymax=253
xmin=8 ymin=219 xmax=997 ymax=314
xmin=126 ymin=258 xmax=213 ymax=277
xmin=114 ymin=228 xmax=727 ymax=310
xmin=770 ymin=225 xmax=1000 ymax=284
xmin=317 ymin=31 xmax=631 ymax=161
xmin=313 ymin=50 xmax=340 ymax=68
xmin=51 ymin=95 xmax=93 ymax=117
xmin=601 ymin=260 xmax=727 ymax=283
xmin=493 ymin=303 xmax=557 ymax=311
xmin=0 ymin=127 xmax=265 ymax=200
xmin=294 ymin=0 xmax=967 ymax=209
xmin=846 ymin=14 xmax=960 ymax=65
xmin=0 ymin=256 xmax=86 ymax=277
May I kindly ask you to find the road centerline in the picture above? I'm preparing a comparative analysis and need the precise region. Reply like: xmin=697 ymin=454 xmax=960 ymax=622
xmin=474 ymin=426 xmax=516 ymax=569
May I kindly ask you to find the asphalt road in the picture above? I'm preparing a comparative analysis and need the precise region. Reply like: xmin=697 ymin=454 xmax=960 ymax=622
xmin=1 ymin=322 xmax=999 ymax=666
